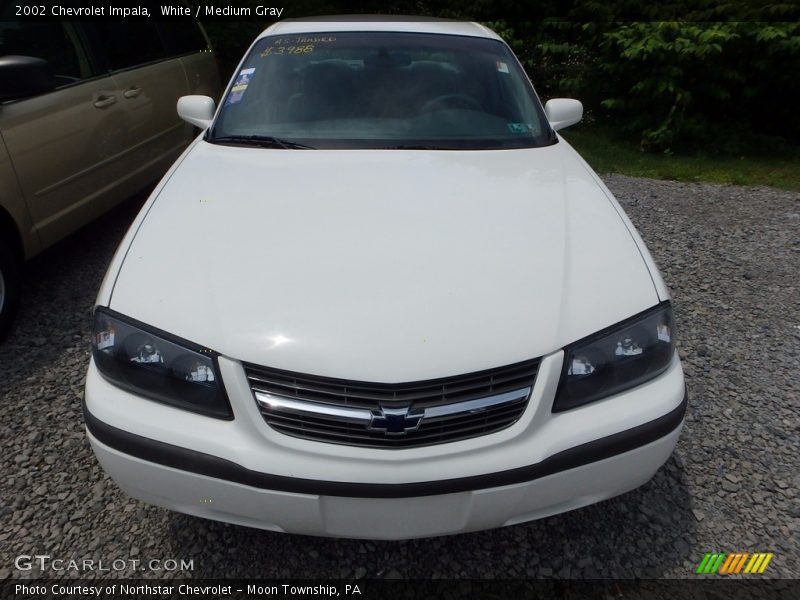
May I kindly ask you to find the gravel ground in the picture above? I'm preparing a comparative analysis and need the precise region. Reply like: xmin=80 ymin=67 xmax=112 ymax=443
xmin=0 ymin=175 xmax=797 ymax=580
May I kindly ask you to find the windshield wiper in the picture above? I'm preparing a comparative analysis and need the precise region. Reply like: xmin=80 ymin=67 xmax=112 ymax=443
xmin=387 ymin=144 xmax=451 ymax=150
xmin=207 ymin=135 xmax=315 ymax=149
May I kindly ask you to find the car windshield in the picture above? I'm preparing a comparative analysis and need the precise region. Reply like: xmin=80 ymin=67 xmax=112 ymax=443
xmin=209 ymin=31 xmax=555 ymax=150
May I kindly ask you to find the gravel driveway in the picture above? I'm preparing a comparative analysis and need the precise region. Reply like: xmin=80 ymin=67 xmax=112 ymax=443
xmin=1 ymin=175 xmax=797 ymax=580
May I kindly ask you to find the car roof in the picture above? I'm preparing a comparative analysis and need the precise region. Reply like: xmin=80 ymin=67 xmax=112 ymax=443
xmin=259 ymin=17 xmax=502 ymax=42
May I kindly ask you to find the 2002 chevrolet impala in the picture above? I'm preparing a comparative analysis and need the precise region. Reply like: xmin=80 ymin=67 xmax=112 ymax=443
xmin=84 ymin=19 xmax=687 ymax=539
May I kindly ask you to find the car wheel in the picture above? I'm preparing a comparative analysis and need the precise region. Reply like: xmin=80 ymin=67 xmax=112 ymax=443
xmin=0 ymin=238 xmax=20 ymax=341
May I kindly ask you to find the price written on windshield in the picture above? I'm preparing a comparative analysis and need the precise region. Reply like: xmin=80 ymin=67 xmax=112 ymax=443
xmin=261 ymin=45 xmax=314 ymax=56
xmin=260 ymin=36 xmax=337 ymax=57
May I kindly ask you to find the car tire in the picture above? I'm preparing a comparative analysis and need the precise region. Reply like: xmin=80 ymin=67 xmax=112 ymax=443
xmin=0 ymin=238 xmax=20 ymax=341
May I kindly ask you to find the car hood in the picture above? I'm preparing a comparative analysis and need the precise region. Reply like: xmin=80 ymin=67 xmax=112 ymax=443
xmin=109 ymin=141 xmax=658 ymax=382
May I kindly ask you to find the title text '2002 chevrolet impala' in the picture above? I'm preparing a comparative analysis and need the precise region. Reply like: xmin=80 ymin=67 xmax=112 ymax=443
xmin=84 ymin=19 xmax=687 ymax=539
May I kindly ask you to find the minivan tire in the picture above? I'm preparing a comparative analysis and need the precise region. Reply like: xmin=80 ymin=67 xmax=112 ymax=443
xmin=0 ymin=238 xmax=20 ymax=341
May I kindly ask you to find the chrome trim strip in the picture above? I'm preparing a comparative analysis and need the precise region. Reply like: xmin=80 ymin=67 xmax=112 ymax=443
xmin=255 ymin=392 xmax=373 ymax=423
xmin=423 ymin=387 xmax=532 ymax=418
xmin=256 ymin=386 xmax=532 ymax=424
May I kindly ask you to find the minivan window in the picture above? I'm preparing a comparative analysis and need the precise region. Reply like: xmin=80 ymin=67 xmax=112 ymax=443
xmin=90 ymin=22 xmax=167 ymax=71
xmin=159 ymin=21 xmax=209 ymax=55
xmin=0 ymin=20 xmax=92 ymax=83
xmin=210 ymin=32 xmax=554 ymax=150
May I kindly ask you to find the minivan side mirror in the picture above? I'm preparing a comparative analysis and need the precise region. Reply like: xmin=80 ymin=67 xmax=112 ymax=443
xmin=177 ymin=95 xmax=216 ymax=129
xmin=0 ymin=56 xmax=55 ymax=102
xmin=544 ymin=98 xmax=583 ymax=131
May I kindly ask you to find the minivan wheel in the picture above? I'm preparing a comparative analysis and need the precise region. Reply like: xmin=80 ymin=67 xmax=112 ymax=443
xmin=0 ymin=239 xmax=20 ymax=341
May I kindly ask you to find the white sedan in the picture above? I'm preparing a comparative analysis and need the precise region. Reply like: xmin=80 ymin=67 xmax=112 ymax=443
xmin=84 ymin=19 xmax=687 ymax=539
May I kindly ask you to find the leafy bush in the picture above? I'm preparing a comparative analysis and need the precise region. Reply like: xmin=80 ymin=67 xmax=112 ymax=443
xmin=596 ymin=21 xmax=800 ymax=151
xmin=481 ymin=5 xmax=800 ymax=152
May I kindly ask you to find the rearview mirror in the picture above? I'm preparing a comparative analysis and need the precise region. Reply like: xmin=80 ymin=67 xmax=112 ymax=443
xmin=177 ymin=95 xmax=216 ymax=129
xmin=544 ymin=98 xmax=583 ymax=131
xmin=0 ymin=56 xmax=55 ymax=102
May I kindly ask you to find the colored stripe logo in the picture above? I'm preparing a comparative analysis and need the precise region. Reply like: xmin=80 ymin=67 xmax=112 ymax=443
xmin=696 ymin=552 xmax=773 ymax=574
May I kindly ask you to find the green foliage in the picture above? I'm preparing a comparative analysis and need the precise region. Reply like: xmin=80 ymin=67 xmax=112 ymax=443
xmin=476 ymin=4 xmax=800 ymax=153
xmin=594 ymin=21 xmax=800 ymax=151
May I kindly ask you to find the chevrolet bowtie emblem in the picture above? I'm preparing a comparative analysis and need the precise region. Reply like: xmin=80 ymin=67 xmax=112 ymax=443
xmin=368 ymin=406 xmax=424 ymax=435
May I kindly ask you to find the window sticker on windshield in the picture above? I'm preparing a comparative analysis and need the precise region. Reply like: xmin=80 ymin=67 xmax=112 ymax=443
xmin=496 ymin=61 xmax=509 ymax=73
xmin=225 ymin=68 xmax=255 ymax=106
xmin=507 ymin=123 xmax=533 ymax=134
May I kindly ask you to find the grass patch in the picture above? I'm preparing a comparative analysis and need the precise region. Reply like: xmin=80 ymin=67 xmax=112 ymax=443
xmin=561 ymin=125 xmax=800 ymax=192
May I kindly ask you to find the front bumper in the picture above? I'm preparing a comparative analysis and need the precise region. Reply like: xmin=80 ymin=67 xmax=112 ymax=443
xmin=84 ymin=349 xmax=686 ymax=539
xmin=87 ymin=417 xmax=682 ymax=539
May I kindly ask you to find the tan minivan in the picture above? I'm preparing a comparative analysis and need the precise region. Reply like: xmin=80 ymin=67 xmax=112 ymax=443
xmin=0 ymin=17 xmax=221 ymax=338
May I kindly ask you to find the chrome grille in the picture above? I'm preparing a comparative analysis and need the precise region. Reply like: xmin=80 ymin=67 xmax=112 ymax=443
xmin=245 ymin=359 xmax=539 ymax=448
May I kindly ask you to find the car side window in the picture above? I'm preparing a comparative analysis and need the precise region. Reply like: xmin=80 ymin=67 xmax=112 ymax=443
xmin=0 ymin=19 xmax=92 ymax=85
xmin=88 ymin=22 xmax=168 ymax=72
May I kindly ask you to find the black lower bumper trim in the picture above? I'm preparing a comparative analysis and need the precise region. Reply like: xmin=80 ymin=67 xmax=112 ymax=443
xmin=84 ymin=390 xmax=687 ymax=499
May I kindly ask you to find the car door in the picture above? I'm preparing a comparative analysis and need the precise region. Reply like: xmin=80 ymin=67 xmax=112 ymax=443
xmin=84 ymin=22 xmax=191 ymax=178
xmin=0 ymin=18 xmax=128 ymax=249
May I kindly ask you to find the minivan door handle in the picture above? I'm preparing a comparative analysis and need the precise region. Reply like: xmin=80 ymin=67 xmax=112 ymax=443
xmin=123 ymin=86 xmax=142 ymax=99
xmin=93 ymin=94 xmax=117 ymax=108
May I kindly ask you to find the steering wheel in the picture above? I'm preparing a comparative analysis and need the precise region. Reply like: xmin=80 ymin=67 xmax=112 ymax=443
xmin=421 ymin=93 xmax=482 ymax=113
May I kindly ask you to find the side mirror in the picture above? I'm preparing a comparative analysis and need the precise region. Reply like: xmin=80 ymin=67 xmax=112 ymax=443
xmin=177 ymin=95 xmax=216 ymax=129
xmin=544 ymin=98 xmax=583 ymax=131
xmin=0 ymin=56 xmax=55 ymax=102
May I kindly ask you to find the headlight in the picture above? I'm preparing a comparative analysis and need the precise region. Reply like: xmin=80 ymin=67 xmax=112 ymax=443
xmin=91 ymin=308 xmax=232 ymax=419
xmin=553 ymin=302 xmax=675 ymax=412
